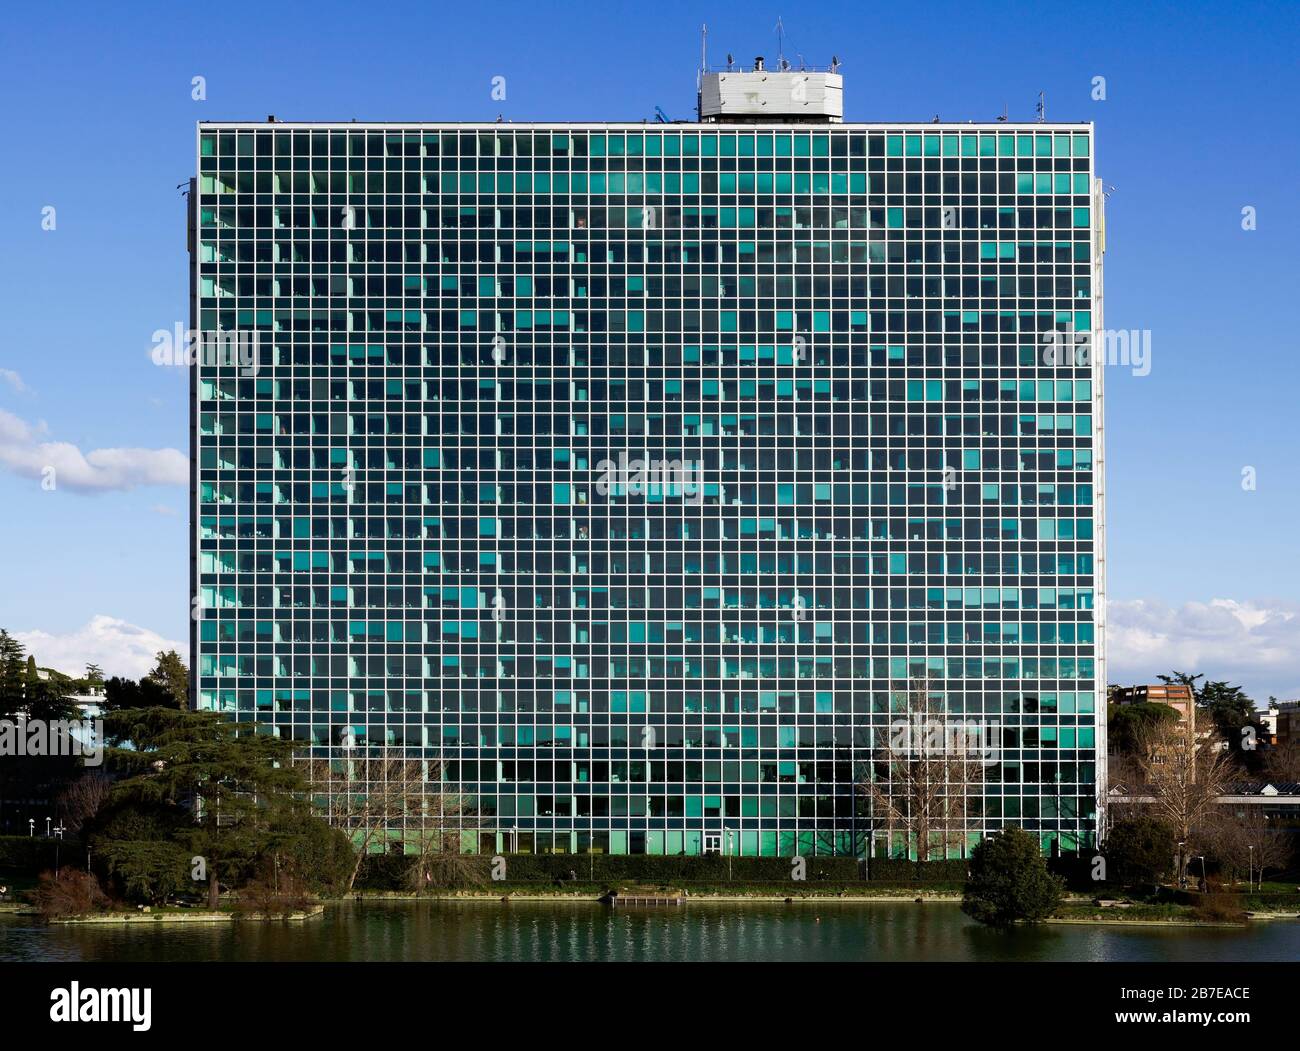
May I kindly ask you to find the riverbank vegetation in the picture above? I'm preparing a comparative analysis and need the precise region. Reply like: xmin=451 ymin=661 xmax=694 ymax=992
xmin=3 ymin=647 xmax=1297 ymax=926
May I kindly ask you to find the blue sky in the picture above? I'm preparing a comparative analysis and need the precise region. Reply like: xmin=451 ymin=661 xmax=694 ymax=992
xmin=1 ymin=1 xmax=1297 ymax=697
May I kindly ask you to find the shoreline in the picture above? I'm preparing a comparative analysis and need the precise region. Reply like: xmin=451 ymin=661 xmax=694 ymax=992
xmin=10 ymin=892 xmax=1296 ymax=928
xmin=42 ymin=905 xmax=325 ymax=925
xmin=337 ymin=892 xmax=1299 ymax=924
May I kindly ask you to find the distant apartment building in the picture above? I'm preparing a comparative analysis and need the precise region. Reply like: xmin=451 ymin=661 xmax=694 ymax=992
xmin=1111 ymin=684 xmax=1195 ymax=725
xmin=190 ymin=61 xmax=1106 ymax=858
xmin=1261 ymin=699 xmax=1299 ymax=748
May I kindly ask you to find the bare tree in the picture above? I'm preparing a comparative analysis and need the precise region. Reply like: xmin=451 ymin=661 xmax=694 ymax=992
xmin=1133 ymin=710 xmax=1233 ymax=884
xmin=55 ymin=771 xmax=113 ymax=835
xmin=1242 ymin=811 xmax=1292 ymax=889
xmin=859 ymin=678 xmax=988 ymax=869
xmin=1263 ymin=737 xmax=1300 ymax=784
xmin=406 ymin=827 xmax=487 ymax=892
xmin=303 ymin=752 xmax=474 ymax=892
xmin=1202 ymin=809 xmax=1293 ymax=889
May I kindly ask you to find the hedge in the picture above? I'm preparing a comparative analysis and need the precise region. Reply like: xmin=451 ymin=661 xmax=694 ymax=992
xmin=0 ymin=835 xmax=80 ymax=873
xmin=356 ymin=852 xmax=970 ymax=888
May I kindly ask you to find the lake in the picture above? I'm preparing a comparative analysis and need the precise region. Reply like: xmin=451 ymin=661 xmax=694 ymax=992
xmin=3 ymin=900 xmax=1299 ymax=962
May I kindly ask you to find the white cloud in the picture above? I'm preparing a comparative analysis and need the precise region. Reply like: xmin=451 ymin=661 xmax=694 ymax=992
xmin=14 ymin=615 xmax=187 ymax=681
xmin=0 ymin=369 xmax=29 ymax=394
xmin=150 ymin=504 xmax=179 ymax=517
xmin=1107 ymin=598 xmax=1300 ymax=702
xmin=0 ymin=409 xmax=187 ymax=492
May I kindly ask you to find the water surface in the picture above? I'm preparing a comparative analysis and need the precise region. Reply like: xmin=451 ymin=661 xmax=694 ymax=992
xmin=4 ymin=900 xmax=1298 ymax=963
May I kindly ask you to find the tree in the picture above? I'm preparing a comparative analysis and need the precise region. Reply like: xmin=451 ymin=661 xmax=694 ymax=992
xmin=305 ymin=753 xmax=473 ymax=891
xmin=406 ymin=827 xmax=486 ymax=891
xmin=1263 ymin=735 xmax=1300 ymax=783
xmin=104 ymin=674 xmax=177 ymax=713
xmin=0 ymin=629 xmax=81 ymax=833
xmin=1133 ymin=710 xmax=1234 ymax=885
xmin=1202 ymin=809 xmax=1293 ymax=888
xmin=1199 ymin=680 xmax=1256 ymax=757
xmin=1108 ymin=701 xmax=1179 ymax=756
xmin=962 ymin=826 xmax=1064 ymax=927
xmin=859 ymin=677 xmax=987 ymax=871
xmin=84 ymin=664 xmax=104 ymax=688
xmin=105 ymin=707 xmax=311 ymax=909
xmin=97 ymin=840 xmax=194 ymax=905
xmin=0 ymin=629 xmax=26 ymax=706
xmin=1157 ymin=671 xmax=1205 ymax=699
xmin=0 ymin=630 xmax=76 ymax=720
xmin=84 ymin=794 xmax=195 ymax=904
xmin=143 ymin=650 xmax=189 ymax=709
xmin=56 ymin=770 xmax=114 ymax=835
xmin=21 ymin=670 xmax=79 ymax=722
xmin=262 ymin=805 xmax=354 ymax=897
xmin=1104 ymin=816 xmax=1175 ymax=887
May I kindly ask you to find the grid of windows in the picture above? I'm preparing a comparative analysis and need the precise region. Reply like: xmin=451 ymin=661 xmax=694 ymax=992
xmin=192 ymin=121 xmax=1104 ymax=857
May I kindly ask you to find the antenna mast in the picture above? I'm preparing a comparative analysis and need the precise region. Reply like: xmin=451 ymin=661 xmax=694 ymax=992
xmin=1036 ymin=91 xmax=1046 ymax=123
xmin=775 ymin=16 xmax=785 ymax=69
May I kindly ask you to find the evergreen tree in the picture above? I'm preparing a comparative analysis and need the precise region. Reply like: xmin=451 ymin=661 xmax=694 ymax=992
xmin=0 ymin=629 xmax=27 ymax=717
xmin=1105 ymin=816 xmax=1175 ymax=887
xmin=962 ymin=826 xmax=1065 ymax=927
xmin=106 ymin=707 xmax=314 ymax=909
xmin=142 ymin=650 xmax=189 ymax=709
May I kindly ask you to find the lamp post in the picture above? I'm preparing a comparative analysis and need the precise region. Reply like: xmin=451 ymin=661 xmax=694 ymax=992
xmin=28 ymin=818 xmax=34 ymax=838
xmin=45 ymin=816 xmax=51 ymax=837
xmin=1248 ymin=845 xmax=1255 ymax=891
xmin=1193 ymin=855 xmax=1207 ymax=893
xmin=1177 ymin=840 xmax=1186 ymax=888
xmin=726 ymin=829 xmax=734 ymax=880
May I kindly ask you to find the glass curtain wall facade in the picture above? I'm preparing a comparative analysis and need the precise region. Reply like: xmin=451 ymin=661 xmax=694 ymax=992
xmin=192 ymin=121 xmax=1104 ymax=857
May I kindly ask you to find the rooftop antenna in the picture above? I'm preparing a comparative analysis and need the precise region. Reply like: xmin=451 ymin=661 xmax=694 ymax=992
xmin=830 ymin=55 xmax=840 ymax=72
xmin=997 ymin=103 xmax=1008 ymax=122
xmin=1035 ymin=91 xmax=1046 ymax=123
xmin=696 ymin=23 xmax=707 ymax=120
xmin=775 ymin=15 xmax=786 ymax=69
xmin=726 ymin=52 xmax=734 ymax=71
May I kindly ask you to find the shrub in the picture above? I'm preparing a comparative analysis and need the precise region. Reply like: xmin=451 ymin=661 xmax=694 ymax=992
xmin=1190 ymin=893 xmax=1247 ymax=924
xmin=270 ymin=811 xmax=355 ymax=896
xmin=962 ymin=826 xmax=1065 ymax=927
xmin=0 ymin=836 xmax=70 ymax=873
xmin=1105 ymin=816 xmax=1176 ymax=887
xmin=30 ymin=868 xmax=110 ymax=920
xmin=234 ymin=872 xmax=314 ymax=919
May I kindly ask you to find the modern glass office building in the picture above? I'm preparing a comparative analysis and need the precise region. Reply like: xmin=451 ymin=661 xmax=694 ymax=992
xmin=190 ymin=71 xmax=1105 ymax=858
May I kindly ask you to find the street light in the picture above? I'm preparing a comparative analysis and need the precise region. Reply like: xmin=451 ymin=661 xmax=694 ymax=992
xmin=28 ymin=818 xmax=34 ymax=837
xmin=725 ymin=829 xmax=734 ymax=880
xmin=1193 ymin=855 xmax=1207 ymax=893
xmin=1177 ymin=840 xmax=1186 ymax=888
xmin=45 ymin=816 xmax=51 ymax=837
xmin=1248 ymin=845 xmax=1255 ymax=891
